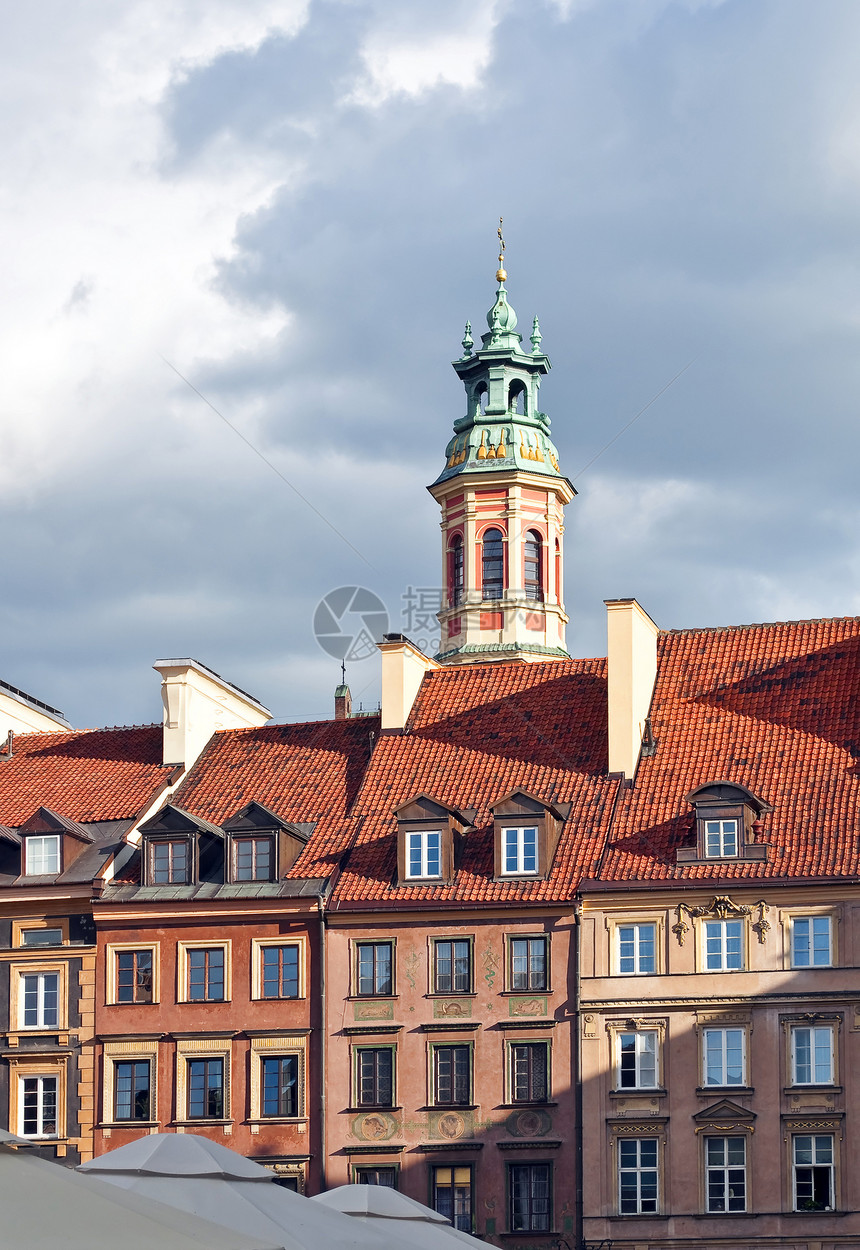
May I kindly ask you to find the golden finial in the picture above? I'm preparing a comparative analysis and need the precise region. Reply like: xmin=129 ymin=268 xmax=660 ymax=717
xmin=496 ymin=216 xmax=507 ymax=283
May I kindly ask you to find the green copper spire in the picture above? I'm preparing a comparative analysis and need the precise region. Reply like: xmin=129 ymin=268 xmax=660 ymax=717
xmin=433 ymin=224 xmax=570 ymax=489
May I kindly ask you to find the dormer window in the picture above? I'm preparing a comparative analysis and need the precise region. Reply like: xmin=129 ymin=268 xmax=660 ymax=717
xmin=25 ymin=835 xmax=60 ymax=876
xmin=502 ymin=826 xmax=538 ymax=876
xmin=150 ymin=839 xmax=189 ymax=884
xmin=490 ymin=791 xmax=569 ymax=882
xmin=395 ymin=796 xmax=471 ymax=887
xmin=138 ymin=804 xmax=224 ymax=887
xmin=222 ymin=802 xmax=308 ymax=884
xmin=408 ymin=830 xmax=441 ymax=879
xmin=677 ymin=782 xmax=772 ymax=866
xmin=232 ymin=836 xmax=272 ymax=882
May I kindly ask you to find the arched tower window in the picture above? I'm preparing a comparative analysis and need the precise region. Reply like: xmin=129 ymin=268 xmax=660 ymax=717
xmin=508 ymin=380 xmax=527 ymax=416
xmin=482 ymin=529 xmax=504 ymax=601
xmin=524 ymin=531 xmax=543 ymax=602
xmin=449 ymin=535 xmax=464 ymax=607
xmin=474 ymin=383 xmax=488 ymax=417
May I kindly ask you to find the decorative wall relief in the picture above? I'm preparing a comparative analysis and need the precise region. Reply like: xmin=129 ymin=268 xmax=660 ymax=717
xmin=433 ymin=998 xmax=472 ymax=1019
xmin=482 ymin=945 xmax=499 ymax=989
xmin=504 ymin=1108 xmax=552 ymax=1138
xmin=429 ymin=1109 xmax=473 ymax=1140
xmin=404 ymin=950 xmax=420 ymax=991
xmin=353 ymin=999 xmax=394 ymax=1021
xmin=508 ymin=995 xmax=548 ymax=1017
xmin=672 ymin=896 xmax=770 ymax=945
xmin=351 ymin=1112 xmax=399 ymax=1141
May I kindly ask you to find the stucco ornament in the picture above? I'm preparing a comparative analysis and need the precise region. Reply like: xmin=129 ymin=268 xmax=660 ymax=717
xmin=672 ymin=896 xmax=770 ymax=946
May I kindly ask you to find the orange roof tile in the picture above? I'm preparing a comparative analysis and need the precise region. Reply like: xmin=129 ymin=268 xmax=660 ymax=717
xmin=0 ymin=726 xmax=166 ymax=826
xmin=596 ymin=617 xmax=860 ymax=885
xmin=331 ymin=659 xmax=616 ymax=907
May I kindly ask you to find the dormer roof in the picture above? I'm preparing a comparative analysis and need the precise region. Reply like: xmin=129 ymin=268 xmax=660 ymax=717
xmin=18 ymin=806 xmax=95 ymax=843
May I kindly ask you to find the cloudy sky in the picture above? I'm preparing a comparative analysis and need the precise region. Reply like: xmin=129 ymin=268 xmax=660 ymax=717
xmin=3 ymin=0 xmax=860 ymax=729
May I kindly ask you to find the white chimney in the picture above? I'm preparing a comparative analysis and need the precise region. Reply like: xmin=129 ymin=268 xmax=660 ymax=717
xmin=605 ymin=599 xmax=659 ymax=781
xmin=378 ymin=635 xmax=439 ymax=731
xmin=0 ymin=680 xmax=71 ymax=741
xmin=153 ymin=659 xmax=271 ymax=768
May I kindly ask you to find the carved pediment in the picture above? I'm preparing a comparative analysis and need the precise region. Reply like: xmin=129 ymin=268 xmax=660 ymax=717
xmin=693 ymin=1098 xmax=755 ymax=1127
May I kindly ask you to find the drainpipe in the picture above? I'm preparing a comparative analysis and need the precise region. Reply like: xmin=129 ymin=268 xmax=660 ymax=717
xmin=317 ymin=892 xmax=327 ymax=1192
xmin=573 ymin=896 xmax=583 ymax=1250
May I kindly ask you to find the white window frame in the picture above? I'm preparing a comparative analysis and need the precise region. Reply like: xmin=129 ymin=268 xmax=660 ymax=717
xmin=406 ymin=830 xmax=442 ymax=879
xmin=617 ymin=923 xmax=657 ymax=975
xmin=705 ymin=1135 xmax=747 ymax=1213
xmin=616 ymin=1029 xmax=659 ymax=1090
xmin=501 ymin=826 xmax=539 ymax=876
xmin=790 ymin=1024 xmax=835 ymax=1086
xmin=704 ymin=818 xmax=738 ymax=858
xmin=617 ymin=1137 xmax=659 ymax=1215
xmin=791 ymin=915 xmax=833 ymax=968
xmin=703 ymin=919 xmax=745 ymax=971
xmin=106 ymin=942 xmax=160 ymax=1005
xmin=702 ymin=1027 xmax=746 ymax=1087
xmin=251 ymin=938 xmax=305 ymax=1000
xmin=24 ymin=836 xmax=60 ymax=875
xmin=792 ymin=1133 xmax=835 ymax=1211
xmin=176 ymin=940 xmax=231 ymax=1004
xmin=19 ymin=970 xmax=60 ymax=1029
xmin=18 ymin=1074 xmax=59 ymax=1138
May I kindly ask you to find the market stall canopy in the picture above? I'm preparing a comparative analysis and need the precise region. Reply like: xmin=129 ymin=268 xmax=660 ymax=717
xmin=312 ymin=1184 xmax=480 ymax=1248
xmin=0 ymin=1143 xmax=285 ymax=1250
xmin=79 ymin=1133 xmax=402 ymax=1250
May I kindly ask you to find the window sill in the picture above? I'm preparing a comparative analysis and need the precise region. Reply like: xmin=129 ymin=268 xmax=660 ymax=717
xmin=422 ymin=1104 xmax=479 ymax=1112
xmin=346 ymin=996 xmax=398 ymax=1002
xmin=609 ymin=1087 xmax=667 ymax=1098
xmin=172 ymin=1119 xmax=233 ymax=1127
xmin=784 ymin=1084 xmax=841 ymax=1094
xmin=426 ymin=993 xmax=477 ymax=1000
xmin=100 ymin=1121 xmax=160 ymax=1130
xmin=247 ymin=1117 xmax=308 ymax=1125
xmin=498 ymin=1231 xmax=560 ymax=1239
xmin=348 ymin=1106 xmax=401 ymax=1113
xmin=498 ymin=989 xmax=550 ymax=997
xmin=696 ymin=1086 xmax=754 ymax=1096
xmin=177 ymin=999 xmax=231 ymax=1006
xmin=107 ymin=1001 xmax=159 ymax=1008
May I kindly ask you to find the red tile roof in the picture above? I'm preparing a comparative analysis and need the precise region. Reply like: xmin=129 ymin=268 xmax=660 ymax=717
xmin=596 ymin=617 xmax=860 ymax=884
xmin=331 ymin=659 xmax=616 ymax=907
xmin=172 ymin=717 xmax=379 ymax=879
xmin=0 ymin=726 xmax=166 ymax=826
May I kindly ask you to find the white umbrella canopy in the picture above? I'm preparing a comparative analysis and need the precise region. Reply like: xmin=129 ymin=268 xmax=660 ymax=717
xmin=312 ymin=1185 xmax=480 ymax=1248
xmin=79 ymin=1133 xmax=404 ymax=1250
xmin=0 ymin=1143 xmax=285 ymax=1250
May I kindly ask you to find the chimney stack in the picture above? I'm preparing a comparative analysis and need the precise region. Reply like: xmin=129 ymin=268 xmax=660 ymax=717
xmin=378 ymin=635 xmax=438 ymax=732
xmin=153 ymin=659 xmax=271 ymax=769
xmin=605 ymin=599 xmax=659 ymax=781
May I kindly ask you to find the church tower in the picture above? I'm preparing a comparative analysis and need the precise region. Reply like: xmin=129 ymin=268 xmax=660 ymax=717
xmin=429 ymin=228 xmax=575 ymax=665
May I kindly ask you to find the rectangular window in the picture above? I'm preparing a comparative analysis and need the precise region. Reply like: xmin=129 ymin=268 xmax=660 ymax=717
xmin=433 ymin=1165 xmax=473 ymax=1232
xmin=704 ymin=819 xmax=738 ymax=858
xmin=356 ymin=1048 xmax=394 ymax=1107
xmin=21 ymin=972 xmax=59 ymax=1028
xmin=261 ymin=946 xmax=299 ymax=999
xmin=791 ymin=1025 xmax=834 ymax=1085
xmin=187 ymin=1058 xmax=224 ymax=1119
xmin=233 ymin=836 xmax=273 ymax=882
xmin=21 ymin=928 xmax=64 ymax=948
xmin=433 ymin=1045 xmax=471 ymax=1106
xmin=186 ymin=948 xmax=225 ymax=1002
xmin=704 ymin=920 xmax=744 ymax=971
xmin=510 ymin=1042 xmax=549 ymax=1103
xmin=433 ymin=940 xmax=471 ymax=994
xmin=793 ymin=1134 xmax=834 ymax=1210
xmin=261 ymin=1055 xmax=299 ymax=1117
xmin=792 ymin=916 xmax=832 ymax=968
xmin=114 ymin=1061 xmax=151 ymax=1121
xmin=116 ymin=950 xmax=153 ymax=1004
xmin=356 ymin=942 xmax=393 ymax=996
xmin=618 ymin=1138 xmax=659 ymax=1215
xmin=502 ymin=827 xmax=538 ymax=876
xmin=354 ymin=1167 xmax=397 ymax=1187
xmin=150 ymin=840 xmax=188 ymax=884
xmin=703 ymin=1028 xmax=745 ymax=1087
xmin=617 ymin=924 xmax=656 ymax=975
xmin=20 ymin=1075 xmax=58 ymax=1137
xmin=509 ymin=1163 xmax=551 ymax=1232
xmin=706 ymin=1136 xmax=746 ymax=1212
xmin=24 ymin=836 xmax=60 ymax=875
xmin=617 ymin=1030 xmax=658 ymax=1089
xmin=509 ymin=937 xmax=547 ymax=990
xmin=407 ymin=831 xmax=441 ymax=878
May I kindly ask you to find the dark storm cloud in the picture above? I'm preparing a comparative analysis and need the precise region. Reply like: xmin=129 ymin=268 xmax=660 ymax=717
xmin=3 ymin=0 xmax=860 ymax=729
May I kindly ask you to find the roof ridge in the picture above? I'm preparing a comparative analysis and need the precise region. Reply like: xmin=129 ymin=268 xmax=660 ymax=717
xmin=661 ymin=615 xmax=860 ymax=638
